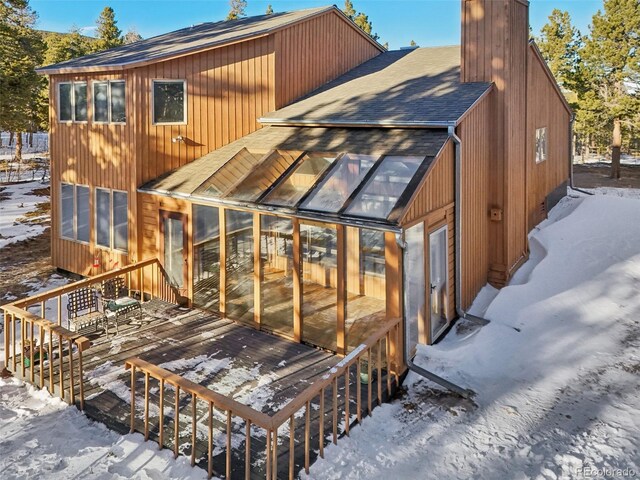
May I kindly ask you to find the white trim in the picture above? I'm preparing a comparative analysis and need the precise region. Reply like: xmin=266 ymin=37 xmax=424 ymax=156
xmin=151 ymin=79 xmax=187 ymax=125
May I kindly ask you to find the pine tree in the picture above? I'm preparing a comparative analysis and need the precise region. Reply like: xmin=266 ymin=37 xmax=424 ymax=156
xmin=582 ymin=0 xmax=640 ymax=178
xmin=95 ymin=6 xmax=123 ymax=51
xmin=45 ymin=27 xmax=93 ymax=63
xmin=265 ymin=4 xmax=273 ymax=15
xmin=0 ymin=0 xmax=46 ymax=162
xmin=536 ymin=10 xmax=583 ymax=93
xmin=123 ymin=27 xmax=143 ymax=44
xmin=410 ymin=40 xmax=417 ymax=47
xmin=226 ymin=0 xmax=247 ymax=20
xmin=342 ymin=0 xmax=379 ymax=42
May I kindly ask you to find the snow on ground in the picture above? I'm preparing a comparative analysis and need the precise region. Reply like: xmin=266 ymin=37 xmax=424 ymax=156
xmin=304 ymin=190 xmax=640 ymax=480
xmin=575 ymin=153 xmax=640 ymax=165
xmin=0 ymin=377 xmax=209 ymax=480
xmin=0 ymin=179 xmax=49 ymax=248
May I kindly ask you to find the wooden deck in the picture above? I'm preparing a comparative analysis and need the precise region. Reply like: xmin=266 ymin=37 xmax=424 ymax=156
xmin=74 ymin=299 xmax=392 ymax=478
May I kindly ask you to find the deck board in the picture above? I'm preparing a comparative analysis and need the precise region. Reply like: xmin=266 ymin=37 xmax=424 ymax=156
xmin=66 ymin=299 xmax=394 ymax=478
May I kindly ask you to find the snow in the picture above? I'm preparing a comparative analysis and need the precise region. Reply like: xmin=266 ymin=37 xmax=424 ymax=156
xmin=0 ymin=179 xmax=49 ymax=248
xmin=575 ymin=153 xmax=640 ymax=165
xmin=2 ymin=184 xmax=639 ymax=478
xmin=0 ymin=377 xmax=209 ymax=479
xmin=303 ymin=190 xmax=640 ymax=479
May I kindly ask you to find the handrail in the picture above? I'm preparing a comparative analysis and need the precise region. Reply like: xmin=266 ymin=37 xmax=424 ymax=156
xmin=124 ymin=316 xmax=402 ymax=479
xmin=9 ymin=257 xmax=158 ymax=308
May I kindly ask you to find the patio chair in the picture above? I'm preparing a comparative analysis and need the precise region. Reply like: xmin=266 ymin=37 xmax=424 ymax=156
xmin=101 ymin=277 xmax=142 ymax=335
xmin=67 ymin=287 xmax=104 ymax=333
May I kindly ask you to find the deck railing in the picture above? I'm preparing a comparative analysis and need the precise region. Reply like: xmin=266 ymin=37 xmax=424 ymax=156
xmin=125 ymin=316 xmax=402 ymax=479
xmin=1 ymin=257 xmax=180 ymax=409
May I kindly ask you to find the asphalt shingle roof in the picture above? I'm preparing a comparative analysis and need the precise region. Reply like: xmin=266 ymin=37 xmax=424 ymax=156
xmin=37 ymin=6 xmax=348 ymax=73
xmin=259 ymin=46 xmax=492 ymax=127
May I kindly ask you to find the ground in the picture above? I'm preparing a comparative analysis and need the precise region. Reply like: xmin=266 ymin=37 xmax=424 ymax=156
xmin=1 ymin=162 xmax=639 ymax=478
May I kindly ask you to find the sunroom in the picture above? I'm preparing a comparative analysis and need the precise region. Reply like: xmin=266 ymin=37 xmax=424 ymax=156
xmin=140 ymin=126 xmax=456 ymax=354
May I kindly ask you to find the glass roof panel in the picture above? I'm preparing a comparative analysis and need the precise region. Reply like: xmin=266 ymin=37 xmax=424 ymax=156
xmin=262 ymin=152 xmax=338 ymax=206
xmin=344 ymin=155 xmax=425 ymax=219
xmin=300 ymin=153 xmax=379 ymax=212
xmin=224 ymin=150 xmax=301 ymax=202
xmin=193 ymin=148 xmax=265 ymax=197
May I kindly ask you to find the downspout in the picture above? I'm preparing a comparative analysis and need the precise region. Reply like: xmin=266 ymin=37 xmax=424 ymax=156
xmin=568 ymin=113 xmax=594 ymax=195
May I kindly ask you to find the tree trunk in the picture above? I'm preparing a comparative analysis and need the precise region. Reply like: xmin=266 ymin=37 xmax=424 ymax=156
xmin=15 ymin=132 xmax=23 ymax=163
xmin=28 ymin=132 xmax=33 ymax=148
xmin=9 ymin=131 xmax=14 ymax=146
xmin=611 ymin=119 xmax=621 ymax=179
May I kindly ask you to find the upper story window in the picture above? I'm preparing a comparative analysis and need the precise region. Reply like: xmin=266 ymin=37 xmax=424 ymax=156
xmin=59 ymin=82 xmax=87 ymax=122
xmin=93 ymin=80 xmax=126 ymax=123
xmin=535 ymin=127 xmax=548 ymax=163
xmin=152 ymin=79 xmax=186 ymax=124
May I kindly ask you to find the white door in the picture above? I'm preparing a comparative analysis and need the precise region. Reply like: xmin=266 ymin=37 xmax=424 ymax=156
xmin=429 ymin=225 xmax=449 ymax=341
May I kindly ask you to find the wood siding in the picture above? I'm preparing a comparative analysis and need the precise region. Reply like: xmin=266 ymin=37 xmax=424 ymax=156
xmin=462 ymin=0 xmax=529 ymax=286
xmin=274 ymin=11 xmax=381 ymax=107
xmin=48 ymin=10 xmax=380 ymax=276
xmin=458 ymin=93 xmax=492 ymax=309
xmin=526 ymin=46 xmax=570 ymax=231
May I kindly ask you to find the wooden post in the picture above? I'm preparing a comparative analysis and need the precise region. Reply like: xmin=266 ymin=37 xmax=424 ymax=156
xmin=3 ymin=312 xmax=9 ymax=369
xmin=39 ymin=325 xmax=44 ymax=388
xmin=130 ymin=365 xmax=136 ymax=433
xmin=344 ymin=370 xmax=350 ymax=435
xmin=174 ymin=385 xmax=180 ymax=458
xmin=266 ymin=430 xmax=272 ymax=480
xmin=58 ymin=334 xmax=64 ymax=400
xmin=144 ymin=372 xmax=150 ymax=440
xmin=292 ymin=219 xmax=302 ymax=342
xmin=367 ymin=348 xmax=372 ymax=415
xmin=336 ymin=224 xmax=346 ymax=355
xmin=30 ymin=320 xmax=34 ymax=383
xmin=207 ymin=401 xmax=213 ymax=479
xmin=191 ymin=393 xmax=196 ymax=467
xmin=288 ymin=415 xmax=295 ymax=480
xmin=305 ymin=401 xmax=311 ymax=473
xmin=319 ymin=389 xmax=325 ymax=458
xmin=377 ymin=339 xmax=383 ymax=403
xmin=272 ymin=427 xmax=278 ymax=480
xmin=12 ymin=313 xmax=17 ymax=371
xmin=77 ymin=340 xmax=85 ymax=410
xmin=158 ymin=379 xmax=165 ymax=449
xmin=48 ymin=329 xmax=54 ymax=393
xmin=68 ymin=339 xmax=75 ymax=405
xmin=332 ymin=378 xmax=338 ymax=444
xmin=226 ymin=410 xmax=232 ymax=478
xmin=385 ymin=231 xmax=406 ymax=375
xmin=57 ymin=296 xmax=62 ymax=326
xmin=20 ymin=316 xmax=25 ymax=378
xmin=356 ymin=359 xmax=362 ymax=423
xmin=253 ymin=212 xmax=261 ymax=329
xmin=245 ymin=420 xmax=251 ymax=480
xmin=219 ymin=208 xmax=227 ymax=316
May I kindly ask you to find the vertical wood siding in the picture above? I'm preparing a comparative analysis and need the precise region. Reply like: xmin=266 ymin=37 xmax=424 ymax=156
xmin=462 ymin=0 xmax=528 ymax=286
xmin=526 ymin=46 xmax=570 ymax=231
xmin=48 ymin=10 xmax=380 ymax=276
xmin=274 ymin=11 xmax=381 ymax=108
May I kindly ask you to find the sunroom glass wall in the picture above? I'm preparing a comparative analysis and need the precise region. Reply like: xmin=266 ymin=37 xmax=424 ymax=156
xmin=225 ymin=210 xmax=254 ymax=324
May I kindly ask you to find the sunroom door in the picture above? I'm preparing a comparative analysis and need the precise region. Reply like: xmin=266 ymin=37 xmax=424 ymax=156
xmin=160 ymin=211 xmax=188 ymax=299
xmin=429 ymin=225 xmax=449 ymax=341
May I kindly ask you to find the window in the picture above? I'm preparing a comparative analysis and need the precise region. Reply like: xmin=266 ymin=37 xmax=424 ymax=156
xmin=96 ymin=188 xmax=128 ymax=252
xmin=58 ymin=82 xmax=87 ymax=122
xmin=153 ymin=80 xmax=186 ymax=124
xmin=536 ymin=127 xmax=548 ymax=163
xmin=93 ymin=80 xmax=126 ymax=123
xmin=60 ymin=183 xmax=89 ymax=242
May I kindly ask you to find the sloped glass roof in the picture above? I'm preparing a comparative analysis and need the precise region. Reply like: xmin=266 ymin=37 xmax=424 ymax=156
xmin=190 ymin=147 xmax=432 ymax=226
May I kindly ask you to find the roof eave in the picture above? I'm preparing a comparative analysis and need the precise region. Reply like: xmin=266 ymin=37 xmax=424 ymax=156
xmin=257 ymin=118 xmax=457 ymax=128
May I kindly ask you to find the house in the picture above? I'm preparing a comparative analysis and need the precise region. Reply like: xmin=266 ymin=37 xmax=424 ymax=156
xmin=34 ymin=0 xmax=570 ymax=353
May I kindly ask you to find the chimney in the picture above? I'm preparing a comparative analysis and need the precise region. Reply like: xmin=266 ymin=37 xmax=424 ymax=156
xmin=461 ymin=0 xmax=530 ymax=284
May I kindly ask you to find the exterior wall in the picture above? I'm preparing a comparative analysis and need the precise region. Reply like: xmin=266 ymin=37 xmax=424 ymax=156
xmin=526 ymin=46 xmax=570 ymax=231
xmin=48 ymin=10 xmax=381 ymax=276
xmin=274 ymin=11 xmax=381 ymax=107
xmin=400 ymin=139 xmax=456 ymax=341
xmin=461 ymin=0 xmax=529 ymax=286
xmin=457 ymin=93 xmax=492 ymax=310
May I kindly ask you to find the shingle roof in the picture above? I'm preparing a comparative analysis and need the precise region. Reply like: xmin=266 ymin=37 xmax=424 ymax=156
xmin=259 ymin=46 xmax=492 ymax=127
xmin=37 ymin=6 xmax=376 ymax=74
xmin=143 ymin=126 xmax=449 ymax=196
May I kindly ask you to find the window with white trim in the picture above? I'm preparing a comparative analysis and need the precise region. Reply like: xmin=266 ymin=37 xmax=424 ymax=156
xmin=60 ymin=183 xmax=90 ymax=242
xmin=58 ymin=82 xmax=87 ymax=122
xmin=535 ymin=127 xmax=548 ymax=163
xmin=93 ymin=80 xmax=126 ymax=123
xmin=96 ymin=188 xmax=128 ymax=252
xmin=152 ymin=80 xmax=186 ymax=124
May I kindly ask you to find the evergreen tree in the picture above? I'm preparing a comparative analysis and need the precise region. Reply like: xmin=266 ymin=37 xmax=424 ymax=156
xmin=45 ymin=27 xmax=93 ymax=64
xmin=226 ymin=0 xmax=247 ymax=20
xmin=265 ymin=4 xmax=273 ymax=15
xmin=0 ymin=0 xmax=46 ymax=162
xmin=382 ymin=41 xmax=389 ymax=50
xmin=536 ymin=9 xmax=583 ymax=93
xmin=582 ymin=0 xmax=640 ymax=178
xmin=410 ymin=39 xmax=417 ymax=47
xmin=95 ymin=6 xmax=123 ymax=51
xmin=342 ymin=0 xmax=379 ymax=42
xmin=123 ymin=27 xmax=143 ymax=44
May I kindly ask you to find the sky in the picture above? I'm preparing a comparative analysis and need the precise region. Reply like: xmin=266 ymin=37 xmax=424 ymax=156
xmin=30 ymin=0 xmax=603 ymax=50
